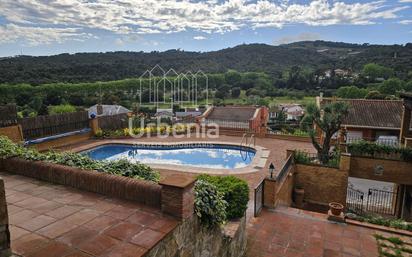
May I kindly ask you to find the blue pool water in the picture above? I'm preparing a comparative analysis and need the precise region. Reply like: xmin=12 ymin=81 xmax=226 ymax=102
xmin=83 ymin=144 xmax=255 ymax=169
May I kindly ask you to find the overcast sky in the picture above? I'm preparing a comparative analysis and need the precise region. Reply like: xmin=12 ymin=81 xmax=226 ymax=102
xmin=0 ymin=0 xmax=411 ymax=57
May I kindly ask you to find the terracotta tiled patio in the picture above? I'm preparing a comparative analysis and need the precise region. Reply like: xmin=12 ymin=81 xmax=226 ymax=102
xmin=246 ymin=207 xmax=387 ymax=257
xmin=2 ymin=172 xmax=178 ymax=257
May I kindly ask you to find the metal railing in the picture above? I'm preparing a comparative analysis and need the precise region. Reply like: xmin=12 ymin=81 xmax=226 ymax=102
xmin=254 ymin=179 xmax=264 ymax=217
xmin=366 ymin=188 xmax=398 ymax=216
xmin=202 ymin=119 xmax=250 ymax=130
xmin=276 ymin=155 xmax=293 ymax=183
xmin=294 ymin=151 xmax=340 ymax=168
xmin=346 ymin=137 xmax=400 ymax=147
xmin=346 ymin=186 xmax=364 ymax=215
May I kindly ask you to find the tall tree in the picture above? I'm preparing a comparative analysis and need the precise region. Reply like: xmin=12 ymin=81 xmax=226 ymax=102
xmin=301 ymin=102 xmax=349 ymax=164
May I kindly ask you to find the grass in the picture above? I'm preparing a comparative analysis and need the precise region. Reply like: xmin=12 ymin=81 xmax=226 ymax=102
xmin=375 ymin=234 xmax=412 ymax=257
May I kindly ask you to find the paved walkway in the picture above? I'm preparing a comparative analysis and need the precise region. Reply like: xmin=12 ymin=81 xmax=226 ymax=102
xmin=3 ymin=173 xmax=178 ymax=257
xmin=246 ymin=208 xmax=383 ymax=257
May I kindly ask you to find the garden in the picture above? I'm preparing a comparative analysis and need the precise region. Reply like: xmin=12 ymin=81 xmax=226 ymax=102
xmin=347 ymin=140 xmax=412 ymax=162
xmin=0 ymin=136 xmax=250 ymax=228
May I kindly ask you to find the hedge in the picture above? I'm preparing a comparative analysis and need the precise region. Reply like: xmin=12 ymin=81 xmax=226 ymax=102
xmin=197 ymin=174 xmax=249 ymax=220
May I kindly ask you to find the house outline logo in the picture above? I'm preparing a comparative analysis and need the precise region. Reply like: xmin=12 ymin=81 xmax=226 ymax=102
xmin=137 ymin=65 xmax=209 ymax=108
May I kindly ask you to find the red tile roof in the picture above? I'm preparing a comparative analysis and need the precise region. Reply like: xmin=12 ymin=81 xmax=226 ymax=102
xmin=206 ymin=106 xmax=257 ymax=121
xmin=321 ymin=99 xmax=408 ymax=129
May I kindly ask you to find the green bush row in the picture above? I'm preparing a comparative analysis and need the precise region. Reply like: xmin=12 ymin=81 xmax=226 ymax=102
xmin=0 ymin=136 xmax=160 ymax=182
xmin=347 ymin=141 xmax=412 ymax=162
xmin=347 ymin=213 xmax=412 ymax=231
xmin=197 ymin=174 xmax=249 ymax=220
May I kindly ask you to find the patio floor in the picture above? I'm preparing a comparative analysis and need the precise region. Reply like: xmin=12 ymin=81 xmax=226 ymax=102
xmin=246 ymin=207 xmax=390 ymax=257
xmin=2 ymin=172 xmax=178 ymax=257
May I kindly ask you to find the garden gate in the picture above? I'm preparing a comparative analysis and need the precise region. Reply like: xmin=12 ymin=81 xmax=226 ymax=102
xmin=254 ymin=179 xmax=264 ymax=217
xmin=346 ymin=187 xmax=398 ymax=217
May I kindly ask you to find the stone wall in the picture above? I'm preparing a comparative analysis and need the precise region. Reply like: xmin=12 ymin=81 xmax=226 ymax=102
xmin=145 ymin=215 xmax=247 ymax=257
xmin=295 ymin=164 xmax=348 ymax=206
xmin=0 ymin=179 xmax=10 ymax=257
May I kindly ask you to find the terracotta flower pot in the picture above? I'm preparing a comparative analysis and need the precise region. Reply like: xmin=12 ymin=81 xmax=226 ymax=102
xmin=329 ymin=202 xmax=344 ymax=216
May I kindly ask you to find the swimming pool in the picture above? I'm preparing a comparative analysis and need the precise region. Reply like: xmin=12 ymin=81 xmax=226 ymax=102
xmin=83 ymin=144 xmax=256 ymax=169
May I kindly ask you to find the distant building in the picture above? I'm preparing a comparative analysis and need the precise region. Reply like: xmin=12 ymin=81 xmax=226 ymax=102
xmin=317 ymin=97 xmax=412 ymax=143
xmin=324 ymin=69 xmax=352 ymax=78
xmin=88 ymin=104 xmax=131 ymax=117
xmin=198 ymin=106 xmax=268 ymax=134
xmin=175 ymin=111 xmax=202 ymax=121
xmin=270 ymin=104 xmax=304 ymax=121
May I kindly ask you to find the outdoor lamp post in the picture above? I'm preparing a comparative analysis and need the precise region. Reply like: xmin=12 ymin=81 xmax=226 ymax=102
xmin=269 ymin=163 xmax=275 ymax=179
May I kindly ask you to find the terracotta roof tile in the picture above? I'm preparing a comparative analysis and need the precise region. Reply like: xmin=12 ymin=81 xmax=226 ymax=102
xmin=321 ymin=99 xmax=408 ymax=129
xmin=206 ymin=106 xmax=257 ymax=121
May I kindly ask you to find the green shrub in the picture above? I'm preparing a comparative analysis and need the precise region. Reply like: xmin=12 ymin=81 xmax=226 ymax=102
xmin=0 ymin=136 xmax=160 ymax=182
xmin=349 ymin=212 xmax=412 ymax=232
xmin=194 ymin=180 xmax=227 ymax=227
xmin=293 ymin=150 xmax=312 ymax=165
xmin=48 ymin=104 xmax=77 ymax=114
xmin=348 ymin=140 xmax=412 ymax=162
xmin=198 ymin=174 xmax=249 ymax=220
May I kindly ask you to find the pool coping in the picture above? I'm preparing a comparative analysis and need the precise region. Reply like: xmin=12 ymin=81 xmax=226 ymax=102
xmin=68 ymin=139 xmax=270 ymax=175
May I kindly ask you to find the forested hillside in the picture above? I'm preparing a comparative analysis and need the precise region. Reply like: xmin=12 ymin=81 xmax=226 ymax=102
xmin=1 ymin=41 xmax=411 ymax=85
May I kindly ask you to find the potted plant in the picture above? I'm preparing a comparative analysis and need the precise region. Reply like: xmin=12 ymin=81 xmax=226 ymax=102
xmin=329 ymin=202 xmax=344 ymax=216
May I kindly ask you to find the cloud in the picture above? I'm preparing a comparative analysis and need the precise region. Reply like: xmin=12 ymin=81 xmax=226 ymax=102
xmin=193 ymin=36 xmax=207 ymax=40
xmin=0 ymin=23 xmax=93 ymax=46
xmin=0 ymin=0 xmax=408 ymax=45
xmin=274 ymin=32 xmax=322 ymax=45
xmin=399 ymin=0 xmax=412 ymax=3
xmin=399 ymin=20 xmax=412 ymax=24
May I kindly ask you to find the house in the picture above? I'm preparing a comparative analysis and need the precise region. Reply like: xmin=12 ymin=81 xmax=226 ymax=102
xmin=88 ymin=104 xmax=131 ymax=117
xmin=175 ymin=111 xmax=202 ymax=122
xmin=270 ymin=104 xmax=304 ymax=121
xmin=317 ymin=97 xmax=412 ymax=143
xmin=198 ymin=105 xmax=268 ymax=134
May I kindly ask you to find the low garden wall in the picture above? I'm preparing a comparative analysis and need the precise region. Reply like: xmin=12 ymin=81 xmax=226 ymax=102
xmin=349 ymin=156 xmax=412 ymax=185
xmin=265 ymin=133 xmax=312 ymax=142
xmin=146 ymin=215 xmax=247 ymax=257
xmin=0 ymin=157 xmax=162 ymax=208
xmin=275 ymin=167 xmax=295 ymax=207
xmin=0 ymin=125 xmax=23 ymax=143
xmin=294 ymin=164 xmax=348 ymax=207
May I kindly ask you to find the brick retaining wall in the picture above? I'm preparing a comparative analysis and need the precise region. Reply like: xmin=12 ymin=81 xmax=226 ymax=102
xmin=0 ymin=158 xmax=162 ymax=209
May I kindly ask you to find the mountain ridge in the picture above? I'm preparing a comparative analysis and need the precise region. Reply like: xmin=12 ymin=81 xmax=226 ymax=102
xmin=1 ymin=40 xmax=411 ymax=85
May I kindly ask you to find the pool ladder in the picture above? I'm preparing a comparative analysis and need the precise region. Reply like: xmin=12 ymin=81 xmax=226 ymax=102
xmin=240 ymin=132 xmax=255 ymax=161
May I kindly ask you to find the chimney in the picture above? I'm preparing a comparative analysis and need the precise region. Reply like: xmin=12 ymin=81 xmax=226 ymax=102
xmin=97 ymin=104 xmax=103 ymax=115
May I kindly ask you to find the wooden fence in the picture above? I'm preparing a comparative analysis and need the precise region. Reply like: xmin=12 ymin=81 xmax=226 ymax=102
xmin=98 ymin=113 xmax=129 ymax=130
xmin=0 ymin=105 xmax=17 ymax=128
xmin=19 ymin=111 xmax=90 ymax=140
